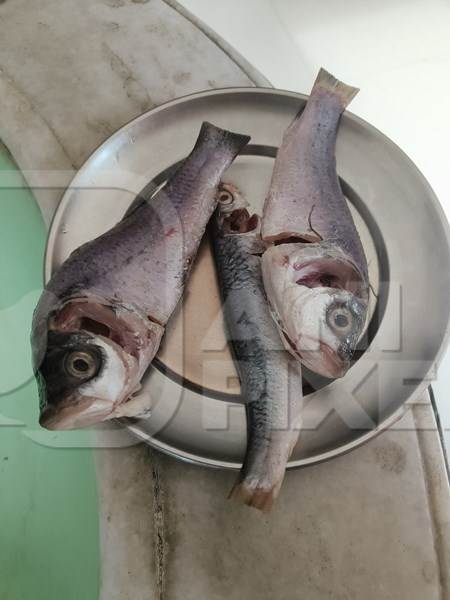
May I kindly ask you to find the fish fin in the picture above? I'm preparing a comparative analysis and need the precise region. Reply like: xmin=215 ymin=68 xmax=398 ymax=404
xmin=229 ymin=479 xmax=278 ymax=513
xmin=196 ymin=121 xmax=251 ymax=157
xmin=312 ymin=67 xmax=359 ymax=108
xmin=229 ymin=430 xmax=301 ymax=513
xmin=111 ymin=392 xmax=152 ymax=419
xmin=228 ymin=469 xmax=284 ymax=513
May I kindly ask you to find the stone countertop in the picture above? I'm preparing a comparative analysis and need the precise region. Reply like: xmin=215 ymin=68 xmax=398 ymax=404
xmin=0 ymin=1 xmax=448 ymax=598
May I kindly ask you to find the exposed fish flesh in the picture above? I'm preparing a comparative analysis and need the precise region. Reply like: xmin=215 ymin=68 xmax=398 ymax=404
xmin=32 ymin=122 xmax=250 ymax=429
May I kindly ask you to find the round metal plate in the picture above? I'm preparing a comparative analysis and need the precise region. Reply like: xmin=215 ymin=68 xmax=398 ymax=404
xmin=45 ymin=88 xmax=450 ymax=469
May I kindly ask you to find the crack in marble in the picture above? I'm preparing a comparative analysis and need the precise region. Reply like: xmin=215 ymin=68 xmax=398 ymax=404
xmin=0 ymin=63 xmax=77 ymax=171
xmin=102 ymin=42 xmax=154 ymax=113
xmin=151 ymin=453 xmax=168 ymax=600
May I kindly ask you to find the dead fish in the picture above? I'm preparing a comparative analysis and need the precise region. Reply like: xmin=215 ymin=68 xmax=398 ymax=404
xmin=261 ymin=68 xmax=369 ymax=378
xmin=212 ymin=184 xmax=303 ymax=512
xmin=32 ymin=122 xmax=250 ymax=430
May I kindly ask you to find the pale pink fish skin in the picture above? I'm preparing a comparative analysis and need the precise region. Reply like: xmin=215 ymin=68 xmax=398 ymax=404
xmin=261 ymin=68 xmax=367 ymax=281
xmin=32 ymin=122 xmax=250 ymax=429
xmin=43 ymin=123 xmax=251 ymax=327
xmin=260 ymin=69 xmax=369 ymax=379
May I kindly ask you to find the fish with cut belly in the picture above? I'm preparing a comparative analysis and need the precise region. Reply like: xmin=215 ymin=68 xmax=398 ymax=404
xmin=32 ymin=122 xmax=250 ymax=430
xmin=212 ymin=185 xmax=303 ymax=512
xmin=261 ymin=68 xmax=369 ymax=378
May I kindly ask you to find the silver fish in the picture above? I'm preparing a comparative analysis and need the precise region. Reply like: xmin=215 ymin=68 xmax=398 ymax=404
xmin=261 ymin=69 xmax=369 ymax=378
xmin=32 ymin=122 xmax=250 ymax=429
xmin=213 ymin=184 xmax=303 ymax=512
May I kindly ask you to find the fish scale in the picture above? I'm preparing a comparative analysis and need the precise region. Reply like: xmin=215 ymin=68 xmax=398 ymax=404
xmin=261 ymin=68 xmax=369 ymax=379
xmin=32 ymin=122 xmax=250 ymax=430
xmin=212 ymin=198 xmax=303 ymax=512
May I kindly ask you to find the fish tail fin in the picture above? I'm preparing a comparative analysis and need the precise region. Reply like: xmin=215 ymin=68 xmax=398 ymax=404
xmin=228 ymin=428 xmax=301 ymax=512
xmin=229 ymin=478 xmax=278 ymax=513
xmin=311 ymin=67 xmax=359 ymax=108
xmin=195 ymin=121 xmax=251 ymax=158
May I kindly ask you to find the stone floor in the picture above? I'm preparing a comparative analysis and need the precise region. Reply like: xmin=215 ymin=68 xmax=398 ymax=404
xmin=0 ymin=1 xmax=449 ymax=598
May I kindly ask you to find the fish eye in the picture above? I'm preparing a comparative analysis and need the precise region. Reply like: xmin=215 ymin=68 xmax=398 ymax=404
xmin=65 ymin=350 xmax=99 ymax=380
xmin=217 ymin=189 xmax=234 ymax=205
xmin=327 ymin=305 xmax=353 ymax=336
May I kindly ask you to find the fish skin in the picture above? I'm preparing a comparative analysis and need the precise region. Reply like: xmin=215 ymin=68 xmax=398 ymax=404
xmin=261 ymin=68 xmax=365 ymax=278
xmin=260 ymin=69 xmax=369 ymax=378
xmin=212 ymin=187 xmax=303 ymax=512
xmin=32 ymin=122 xmax=250 ymax=430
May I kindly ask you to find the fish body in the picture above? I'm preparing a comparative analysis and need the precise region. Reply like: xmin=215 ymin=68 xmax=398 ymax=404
xmin=261 ymin=69 xmax=369 ymax=378
xmin=32 ymin=122 xmax=250 ymax=429
xmin=212 ymin=186 xmax=302 ymax=512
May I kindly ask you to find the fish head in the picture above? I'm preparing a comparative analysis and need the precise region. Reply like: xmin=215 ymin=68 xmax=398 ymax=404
xmin=32 ymin=294 xmax=164 ymax=430
xmin=216 ymin=183 xmax=254 ymax=226
xmin=262 ymin=243 xmax=368 ymax=378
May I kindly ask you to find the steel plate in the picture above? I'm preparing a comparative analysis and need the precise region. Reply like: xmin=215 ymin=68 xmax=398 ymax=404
xmin=45 ymin=88 xmax=450 ymax=469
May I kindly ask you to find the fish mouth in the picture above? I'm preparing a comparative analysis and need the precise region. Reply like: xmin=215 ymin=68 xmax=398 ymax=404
xmin=282 ymin=332 xmax=348 ymax=379
xmin=300 ymin=342 xmax=348 ymax=379
xmin=317 ymin=342 xmax=349 ymax=378
xmin=39 ymin=396 xmax=115 ymax=430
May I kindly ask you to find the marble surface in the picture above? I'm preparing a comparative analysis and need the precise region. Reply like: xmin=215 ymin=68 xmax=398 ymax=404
xmin=0 ymin=1 xmax=449 ymax=598
xmin=0 ymin=0 xmax=263 ymax=226
xmin=95 ymin=403 xmax=450 ymax=600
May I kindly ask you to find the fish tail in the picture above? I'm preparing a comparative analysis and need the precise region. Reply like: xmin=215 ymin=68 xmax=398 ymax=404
xmin=228 ymin=427 xmax=301 ymax=512
xmin=195 ymin=121 xmax=251 ymax=158
xmin=311 ymin=67 xmax=359 ymax=108
xmin=229 ymin=478 xmax=279 ymax=513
